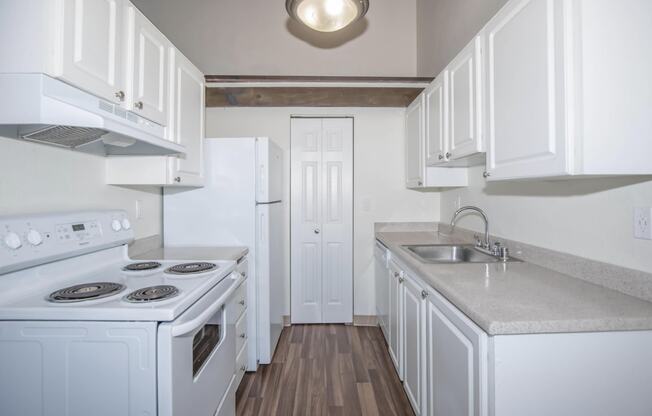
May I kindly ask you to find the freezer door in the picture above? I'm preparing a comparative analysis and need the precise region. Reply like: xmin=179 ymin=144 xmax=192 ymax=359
xmin=255 ymin=202 xmax=285 ymax=364
xmin=256 ymin=137 xmax=284 ymax=203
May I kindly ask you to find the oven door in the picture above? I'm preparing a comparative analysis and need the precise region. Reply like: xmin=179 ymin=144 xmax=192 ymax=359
xmin=157 ymin=272 xmax=242 ymax=416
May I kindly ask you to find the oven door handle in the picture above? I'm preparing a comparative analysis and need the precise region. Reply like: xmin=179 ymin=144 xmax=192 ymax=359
xmin=170 ymin=272 xmax=244 ymax=337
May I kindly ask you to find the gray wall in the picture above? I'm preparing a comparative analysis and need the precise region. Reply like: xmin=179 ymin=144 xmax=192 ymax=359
xmin=133 ymin=0 xmax=417 ymax=76
xmin=416 ymin=0 xmax=507 ymax=76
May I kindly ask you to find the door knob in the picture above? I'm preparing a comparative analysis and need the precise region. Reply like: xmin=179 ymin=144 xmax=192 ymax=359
xmin=314 ymin=229 xmax=320 ymax=234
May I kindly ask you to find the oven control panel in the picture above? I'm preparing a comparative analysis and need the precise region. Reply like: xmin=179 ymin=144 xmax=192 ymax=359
xmin=0 ymin=210 xmax=134 ymax=274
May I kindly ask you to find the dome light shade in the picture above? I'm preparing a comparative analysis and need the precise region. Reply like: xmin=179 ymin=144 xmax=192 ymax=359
xmin=286 ymin=0 xmax=370 ymax=32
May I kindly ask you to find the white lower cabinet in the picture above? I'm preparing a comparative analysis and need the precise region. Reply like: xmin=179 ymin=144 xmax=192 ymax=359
xmin=374 ymin=242 xmax=390 ymax=342
xmin=382 ymin=244 xmax=652 ymax=416
xmin=388 ymin=260 xmax=403 ymax=377
xmin=426 ymin=287 xmax=487 ymax=416
xmin=401 ymin=273 xmax=427 ymax=415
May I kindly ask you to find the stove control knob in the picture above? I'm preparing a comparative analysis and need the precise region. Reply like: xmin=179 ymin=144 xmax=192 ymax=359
xmin=27 ymin=229 xmax=43 ymax=246
xmin=121 ymin=218 xmax=131 ymax=230
xmin=111 ymin=219 xmax=122 ymax=232
xmin=4 ymin=232 xmax=22 ymax=250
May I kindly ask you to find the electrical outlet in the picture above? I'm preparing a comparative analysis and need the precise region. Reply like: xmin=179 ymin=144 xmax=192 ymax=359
xmin=634 ymin=207 xmax=652 ymax=240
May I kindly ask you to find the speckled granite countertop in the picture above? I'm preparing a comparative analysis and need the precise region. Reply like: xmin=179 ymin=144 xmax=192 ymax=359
xmin=376 ymin=231 xmax=652 ymax=335
xmin=132 ymin=246 xmax=249 ymax=262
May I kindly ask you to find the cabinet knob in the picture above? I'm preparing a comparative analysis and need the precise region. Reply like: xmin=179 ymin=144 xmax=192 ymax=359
xmin=483 ymin=171 xmax=491 ymax=178
xmin=114 ymin=90 xmax=125 ymax=101
xmin=394 ymin=272 xmax=400 ymax=278
xmin=174 ymin=176 xmax=181 ymax=183
xmin=445 ymin=152 xmax=451 ymax=159
xmin=314 ymin=229 xmax=320 ymax=234
xmin=240 ymin=365 xmax=247 ymax=372
xmin=398 ymin=276 xmax=405 ymax=284
xmin=417 ymin=181 xmax=423 ymax=186
xmin=438 ymin=154 xmax=444 ymax=160
xmin=134 ymin=101 xmax=144 ymax=110
xmin=421 ymin=290 xmax=429 ymax=299
xmin=240 ymin=333 xmax=247 ymax=339
xmin=238 ymin=299 xmax=246 ymax=306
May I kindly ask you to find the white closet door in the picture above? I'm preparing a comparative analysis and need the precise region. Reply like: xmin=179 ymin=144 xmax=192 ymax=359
xmin=320 ymin=118 xmax=353 ymax=323
xmin=291 ymin=118 xmax=353 ymax=324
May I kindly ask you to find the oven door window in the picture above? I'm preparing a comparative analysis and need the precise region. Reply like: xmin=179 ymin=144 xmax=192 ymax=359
xmin=192 ymin=321 xmax=222 ymax=377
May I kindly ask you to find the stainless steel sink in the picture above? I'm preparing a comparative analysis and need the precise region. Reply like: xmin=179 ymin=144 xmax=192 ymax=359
xmin=402 ymin=244 xmax=520 ymax=264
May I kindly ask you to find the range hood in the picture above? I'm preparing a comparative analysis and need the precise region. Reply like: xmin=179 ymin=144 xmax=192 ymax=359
xmin=0 ymin=74 xmax=185 ymax=156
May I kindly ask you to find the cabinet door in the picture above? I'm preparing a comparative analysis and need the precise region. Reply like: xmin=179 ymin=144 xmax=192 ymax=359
xmin=427 ymin=290 xmax=487 ymax=416
xmin=448 ymin=36 xmax=484 ymax=160
xmin=388 ymin=261 xmax=402 ymax=377
xmin=484 ymin=0 xmax=570 ymax=180
xmin=374 ymin=243 xmax=388 ymax=338
xmin=128 ymin=6 xmax=169 ymax=125
xmin=402 ymin=274 xmax=426 ymax=415
xmin=405 ymin=95 xmax=425 ymax=188
xmin=58 ymin=0 xmax=125 ymax=103
xmin=167 ymin=49 xmax=204 ymax=186
xmin=425 ymin=71 xmax=449 ymax=166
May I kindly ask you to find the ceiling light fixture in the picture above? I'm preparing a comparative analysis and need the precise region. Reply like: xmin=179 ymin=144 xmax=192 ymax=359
xmin=286 ymin=0 xmax=370 ymax=33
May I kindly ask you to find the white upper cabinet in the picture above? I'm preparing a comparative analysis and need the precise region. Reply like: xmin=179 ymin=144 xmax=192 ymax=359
xmin=448 ymin=36 xmax=484 ymax=160
xmin=484 ymin=0 xmax=652 ymax=180
xmin=484 ymin=0 xmax=568 ymax=180
xmin=425 ymin=71 xmax=449 ymax=166
xmin=167 ymin=49 xmax=204 ymax=186
xmin=58 ymin=0 xmax=126 ymax=104
xmin=126 ymin=4 xmax=169 ymax=126
xmin=405 ymin=94 xmax=425 ymax=188
xmin=406 ymin=93 xmax=469 ymax=189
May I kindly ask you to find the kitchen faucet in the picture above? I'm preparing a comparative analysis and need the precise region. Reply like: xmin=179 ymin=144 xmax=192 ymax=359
xmin=450 ymin=206 xmax=510 ymax=260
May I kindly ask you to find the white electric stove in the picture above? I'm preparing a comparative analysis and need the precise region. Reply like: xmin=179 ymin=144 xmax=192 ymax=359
xmin=0 ymin=210 xmax=241 ymax=416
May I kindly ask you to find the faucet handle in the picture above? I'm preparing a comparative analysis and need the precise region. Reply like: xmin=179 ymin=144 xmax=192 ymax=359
xmin=473 ymin=235 xmax=482 ymax=247
xmin=491 ymin=241 xmax=502 ymax=256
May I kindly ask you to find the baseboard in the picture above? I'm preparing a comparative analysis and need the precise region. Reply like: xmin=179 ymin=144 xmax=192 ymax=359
xmin=283 ymin=315 xmax=378 ymax=326
xmin=353 ymin=315 xmax=378 ymax=327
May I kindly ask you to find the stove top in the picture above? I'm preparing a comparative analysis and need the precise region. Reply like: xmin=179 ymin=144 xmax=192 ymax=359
xmin=165 ymin=262 xmax=218 ymax=275
xmin=122 ymin=262 xmax=162 ymax=272
xmin=48 ymin=282 xmax=126 ymax=303
xmin=125 ymin=285 xmax=180 ymax=303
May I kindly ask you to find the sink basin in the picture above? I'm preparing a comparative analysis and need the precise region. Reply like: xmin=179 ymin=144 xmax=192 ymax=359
xmin=402 ymin=244 xmax=520 ymax=264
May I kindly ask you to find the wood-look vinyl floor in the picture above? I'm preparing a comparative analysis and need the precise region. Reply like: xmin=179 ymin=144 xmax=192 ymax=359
xmin=236 ymin=324 xmax=415 ymax=416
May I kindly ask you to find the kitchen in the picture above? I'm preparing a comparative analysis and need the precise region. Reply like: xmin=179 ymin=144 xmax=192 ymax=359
xmin=0 ymin=0 xmax=651 ymax=415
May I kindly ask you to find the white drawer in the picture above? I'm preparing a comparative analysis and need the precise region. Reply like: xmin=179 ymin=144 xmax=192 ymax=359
xmin=237 ymin=257 xmax=248 ymax=278
xmin=235 ymin=311 xmax=248 ymax=356
xmin=234 ymin=340 xmax=248 ymax=388
xmin=227 ymin=280 xmax=247 ymax=322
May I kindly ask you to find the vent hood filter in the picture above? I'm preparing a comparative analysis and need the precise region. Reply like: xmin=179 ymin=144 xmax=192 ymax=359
xmin=19 ymin=125 xmax=108 ymax=149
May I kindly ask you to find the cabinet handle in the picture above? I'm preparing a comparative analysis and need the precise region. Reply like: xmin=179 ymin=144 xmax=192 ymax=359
xmin=483 ymin=171 xmax=491 ymax=178
xmin=134 ymin=101 xmax=144 ymax=110
xmin=240 ymin=333 xmax=247 ymax=339
xmin=240 ymin=365 xmax=247 ymax=372
xmin=238 ymin=299 xmax=246 ymax=306
xmin=421 ymin=290 xmax=428 ymax=299
xmin=445 ymin=152 xmax=451 ymax=159
xmin=398 ymin=276 xmax=405 ymax=284
xmin=174 ymin=176 xmax=181 ymax=183
xmin=114 ymin=90 xmax=125 ymax=101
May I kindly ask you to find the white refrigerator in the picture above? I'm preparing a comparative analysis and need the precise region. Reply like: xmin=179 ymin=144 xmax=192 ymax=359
xmin=164 ymin=137 xmax=285 ymax=369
